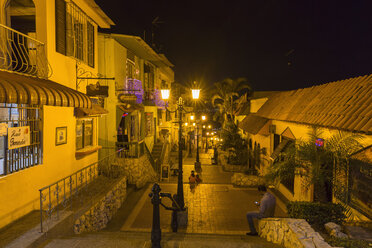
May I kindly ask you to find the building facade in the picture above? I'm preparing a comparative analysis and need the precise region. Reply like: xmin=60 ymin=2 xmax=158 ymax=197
xmin=0 ymin=0 xmax=112 ymax=228
xmin=97 ymin=33 xmax=174 ymax=158
xmin=239 ymin=75 xmax=372 ymax=221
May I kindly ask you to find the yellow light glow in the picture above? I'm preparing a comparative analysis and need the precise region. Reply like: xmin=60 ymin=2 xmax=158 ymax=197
xmin=203 ymin=125 xmax=205 ymax=128
xmin=208 ymin=125 xmax=211 ymax=129
xmin=160 ymin=89 xmax=170 ymax=100
xmin=220 ymin=139 xmax=223 ymax=141
xmin=185 ymin=122 xmax=188 ymax=126
xmin=206 ymin=132 xmax=209 ymax=135
xmin=190 ymin=115 xmax=195 ymax=120
xmin=214 ymin=138 xmax=217 ymax=140
xmin=202 ymin=115 xmax=206 ymax=120
xmin=191 ymin=89 xmax=200 ymax=99
xmin=193 ymin=123 xmax=196 ymax=126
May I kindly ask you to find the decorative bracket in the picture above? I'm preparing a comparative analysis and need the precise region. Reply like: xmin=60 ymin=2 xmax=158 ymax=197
xmin=75 ymin=61 xmax=115 ymax=90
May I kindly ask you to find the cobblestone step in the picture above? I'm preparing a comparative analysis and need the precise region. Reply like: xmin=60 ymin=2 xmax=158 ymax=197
xmin=40 ymin=231 xmax=283 ymax=248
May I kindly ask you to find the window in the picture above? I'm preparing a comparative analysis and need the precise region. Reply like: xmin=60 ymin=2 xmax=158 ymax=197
xmin=76 ymin=119 xmax=93 ymax=150
xmin=55 ymin=0 xmax=95 ymax=67
xmin=0 ymin=104 xmax=42 ymax=176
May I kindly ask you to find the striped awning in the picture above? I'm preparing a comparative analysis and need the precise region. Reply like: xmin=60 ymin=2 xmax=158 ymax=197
xmin=0 ymin=70 xmax=91 ymax=108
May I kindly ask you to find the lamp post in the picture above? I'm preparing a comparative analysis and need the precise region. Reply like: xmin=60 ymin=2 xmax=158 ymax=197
xmin=161 ymin=87 xmax=200 ymax=210
xmin=194 ymin=115 xmax=205 ymax=172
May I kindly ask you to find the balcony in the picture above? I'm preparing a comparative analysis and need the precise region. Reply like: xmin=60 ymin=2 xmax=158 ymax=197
xmin=0 ymin=24 xmax=49 ymax=79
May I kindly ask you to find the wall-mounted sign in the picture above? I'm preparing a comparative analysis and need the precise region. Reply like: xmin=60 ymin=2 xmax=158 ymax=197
xmin=145 ymin=112 xmax=154 ymax=137
xmin=8 ymin=126 xmax=30 ymax=150
xmin=315 ymin=138 xmax=324 ymax=147
xmin=0 ymin=123 xmax=8 ymax=136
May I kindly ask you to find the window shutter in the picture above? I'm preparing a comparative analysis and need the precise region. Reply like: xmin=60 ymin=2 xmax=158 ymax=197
xmin=87 ymin=21 xmax=94 ymax=67
xmin=55 ymin=0 xmax=66 ymax=54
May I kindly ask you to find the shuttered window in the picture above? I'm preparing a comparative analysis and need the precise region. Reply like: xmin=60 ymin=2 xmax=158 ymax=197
xmin=87 ymin=22 xmax=94 ymax=67
xmin=55 ymin=0 xmax=95 ymax=67
xmin=55 ymin=0 xmax=66 ymax=55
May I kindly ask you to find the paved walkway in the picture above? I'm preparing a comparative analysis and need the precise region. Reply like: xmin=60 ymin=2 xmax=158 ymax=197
xmin=39 ymin=149 xmax=285 ymax=247
xmin=121 ymin=150 xmax=286 ymax=235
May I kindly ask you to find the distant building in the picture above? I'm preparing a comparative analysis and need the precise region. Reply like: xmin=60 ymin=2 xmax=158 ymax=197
xmin=97 ymin=33 xmax=174 ymax=157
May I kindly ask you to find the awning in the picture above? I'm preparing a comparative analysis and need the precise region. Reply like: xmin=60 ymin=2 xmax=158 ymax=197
xmin=117 ymin=102 xmax=144 ymax=112
xmin=0 ymin=70 xmax=91 ymax=108
xmin=74 ymin=104 xmax=108 ymax=117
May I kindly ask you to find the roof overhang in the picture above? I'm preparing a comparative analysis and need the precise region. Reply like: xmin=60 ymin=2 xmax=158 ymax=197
xmin=82 ymin=0 xmax=115 ymax=28
xmin=0 ymin=70 xmax=91 ymax=108
xmin=238 ymin=114 xmax=270 ymax=135
xmin=109 ymin=34 xmax=173 ymax=67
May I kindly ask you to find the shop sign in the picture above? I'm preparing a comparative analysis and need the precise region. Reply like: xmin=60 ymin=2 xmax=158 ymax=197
xmin=8 ymin=126 xmax=30 ymax=150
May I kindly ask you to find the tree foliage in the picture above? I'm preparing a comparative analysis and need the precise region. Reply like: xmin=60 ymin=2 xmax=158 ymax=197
xmin=220 ymin=121 xmax=248 ymax=165
xmin=211 ymin=78 xmax=251 ymax=126
xmin=265 ymin=128 xmax=363 ymax=202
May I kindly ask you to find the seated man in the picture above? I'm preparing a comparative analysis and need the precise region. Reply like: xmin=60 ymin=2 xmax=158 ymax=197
xmin=246 ymin=185 xmax=276 ymax=236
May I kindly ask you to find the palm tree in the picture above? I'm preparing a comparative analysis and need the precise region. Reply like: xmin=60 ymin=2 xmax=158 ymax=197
xmin=211 ymin=78 xmax=251 ymax=126
xmin=265 ymin=128 xmax=363 ymax=202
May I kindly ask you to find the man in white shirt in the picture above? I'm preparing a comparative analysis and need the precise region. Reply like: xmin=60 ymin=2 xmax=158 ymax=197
xmin=246 ymin=185 xmax=276 ymax=236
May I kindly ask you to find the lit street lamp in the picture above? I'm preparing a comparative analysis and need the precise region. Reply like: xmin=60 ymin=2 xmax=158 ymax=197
xmin=161 ymin=87 xmax=200 ymax=212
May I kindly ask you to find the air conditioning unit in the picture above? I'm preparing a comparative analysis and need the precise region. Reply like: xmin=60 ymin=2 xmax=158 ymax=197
xmin=269 ymin=124 xmax=276 ymax=133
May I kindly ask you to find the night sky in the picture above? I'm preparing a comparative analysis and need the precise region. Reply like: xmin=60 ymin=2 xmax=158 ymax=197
xmin=95 ymin=0 xmax=372 ymax=91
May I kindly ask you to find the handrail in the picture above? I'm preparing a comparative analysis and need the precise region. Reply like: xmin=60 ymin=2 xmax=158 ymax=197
xmin=144 ymin=142 xmax=157 ymax=172
xmin=39 ymin=148 xmax=124 ymax=233
xmin=0 ymin=23 xmax=44 ymax=44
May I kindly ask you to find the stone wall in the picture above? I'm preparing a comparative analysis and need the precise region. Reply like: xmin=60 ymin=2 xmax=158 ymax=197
xmin=218 ymin=150 xmax=247 ymax=172
xmin=73 ymin=176 xmax=127 ymax=234
xmin=259 ymin=218 xmax=338 ymax=248
xmin=112 ymin=155 xmax=158 ymax=189
xmin=231 ymin=173 xmax=264 ymax=187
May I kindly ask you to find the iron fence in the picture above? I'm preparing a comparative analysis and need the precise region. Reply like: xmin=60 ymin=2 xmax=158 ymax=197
xmin=38 ymin=149 xmax=123 ymax=233
xmin=0 ymin=24 xmax=49 ymax=78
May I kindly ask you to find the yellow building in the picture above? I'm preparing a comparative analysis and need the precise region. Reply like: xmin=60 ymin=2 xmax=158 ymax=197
xmin=0 ymin=0 xmax=113 ymax=228
xmin=239 ymin=75 xmax=372 ymax=220
xmin=97 ymin=33 xmax=174 ymax=158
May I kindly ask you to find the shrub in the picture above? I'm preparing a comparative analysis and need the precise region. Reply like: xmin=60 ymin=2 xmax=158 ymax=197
xmin=327 ymin=237 xmax=370 ymax=248
xmin=287 ymin=201 xmax=346 ymax=228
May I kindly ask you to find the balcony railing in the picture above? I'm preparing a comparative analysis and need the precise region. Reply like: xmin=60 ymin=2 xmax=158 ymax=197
xmin=0 ymin=24 xmax=49 ymax=78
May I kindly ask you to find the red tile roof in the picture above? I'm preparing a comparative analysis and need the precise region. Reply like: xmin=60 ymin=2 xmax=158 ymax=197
xmin=256 ymin=74 xmax=372 ymax=134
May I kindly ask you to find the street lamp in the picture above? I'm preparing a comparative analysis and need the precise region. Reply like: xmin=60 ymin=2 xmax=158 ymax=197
xmin=161 ymin=87 xmax=200 ymax=212
xmin=194 ymin=114 xmax=205 ymax=172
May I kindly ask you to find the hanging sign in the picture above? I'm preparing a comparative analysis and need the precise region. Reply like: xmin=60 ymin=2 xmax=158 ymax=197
xmin=8 ymin=126 xmax=30 ymax=150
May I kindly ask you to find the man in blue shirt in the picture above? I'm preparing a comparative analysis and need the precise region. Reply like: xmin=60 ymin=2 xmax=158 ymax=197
xmin=246 ymin=185 xmax=276 ymax=236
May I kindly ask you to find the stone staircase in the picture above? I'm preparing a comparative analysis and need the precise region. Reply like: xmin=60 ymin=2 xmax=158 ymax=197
xmin=151 ymin=142 xmax=163 ymax=165
xmin=40 ymin=231 xmax=283 ymax=248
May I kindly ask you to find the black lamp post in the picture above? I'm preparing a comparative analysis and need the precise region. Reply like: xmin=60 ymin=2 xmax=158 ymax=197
xmin=161 ymin=88 xmax=200 ymax=210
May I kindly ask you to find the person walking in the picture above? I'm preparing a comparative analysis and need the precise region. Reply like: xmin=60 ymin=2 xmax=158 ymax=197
xmin=246 ymin=185 xmax=276 ymax=236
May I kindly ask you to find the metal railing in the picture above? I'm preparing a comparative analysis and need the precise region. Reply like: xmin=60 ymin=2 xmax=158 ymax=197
xmin=38 ymin=149 xmax=123 ymax=233
xmin=116 ymin=140 xmax=144 ymax=158
xmin=0 ymin=24 xmax=49 ymax=78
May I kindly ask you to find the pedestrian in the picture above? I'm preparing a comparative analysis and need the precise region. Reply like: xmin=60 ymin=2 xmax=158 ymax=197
xmin=189 ymin=170 xmax=196 ymax=184
xmin=246 ymin=185 xmax=276 ymax=236
xmin=195 ymin=174 xmax=202 ymax=184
